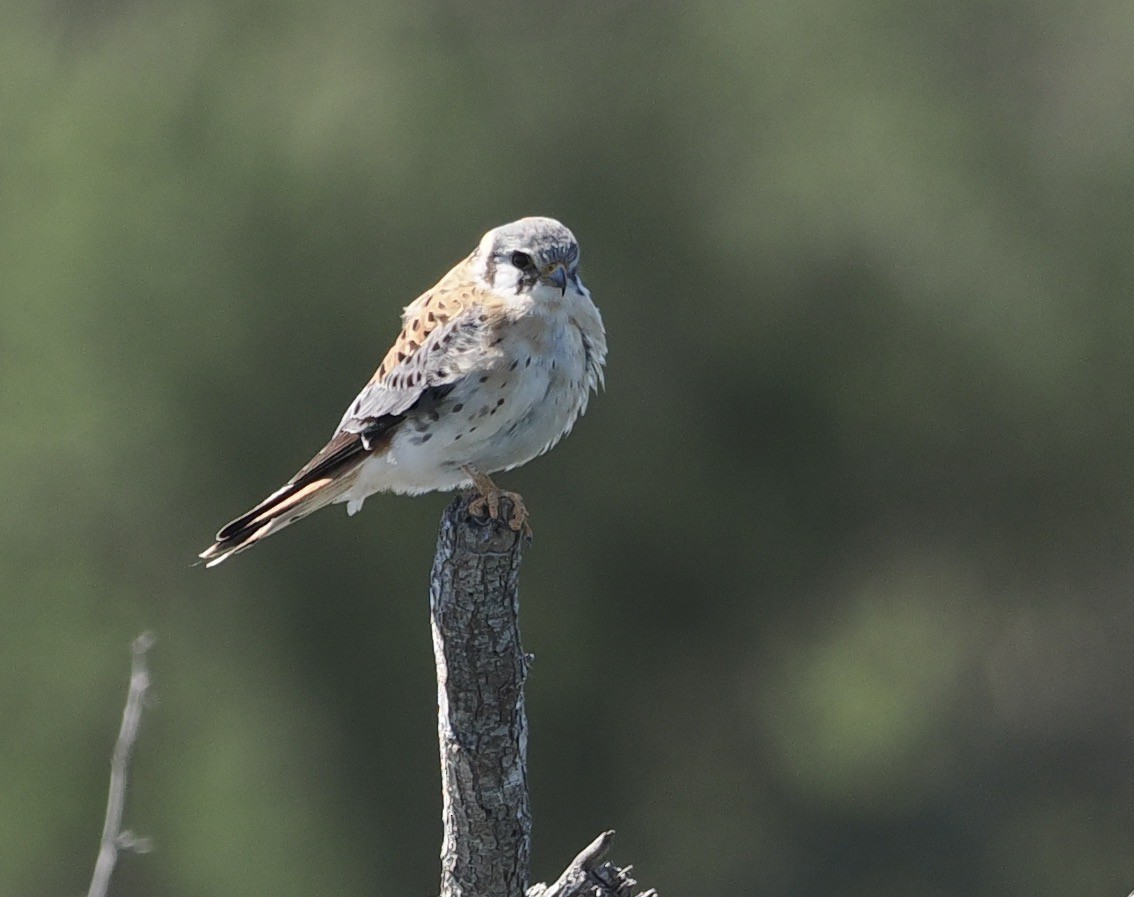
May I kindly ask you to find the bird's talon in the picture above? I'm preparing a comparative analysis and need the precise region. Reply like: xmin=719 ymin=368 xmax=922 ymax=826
xmin=462 ymin=466 xmax=531 ymax=536
xmin=467 ymin=494 xmax=492 ymax=520
xmin=466 ymin=486 xmax=531 ymax=538
xmin=500 ymin=491 xmax=532 ymax=538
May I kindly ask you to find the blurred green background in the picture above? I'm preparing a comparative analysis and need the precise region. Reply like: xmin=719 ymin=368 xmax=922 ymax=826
xmin=3 ymin=0 xmax=1133 ymax=894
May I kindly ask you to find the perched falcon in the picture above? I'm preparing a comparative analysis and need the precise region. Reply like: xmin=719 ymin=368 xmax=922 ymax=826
xmin=199 ymin=217 xmax=606 ymax=566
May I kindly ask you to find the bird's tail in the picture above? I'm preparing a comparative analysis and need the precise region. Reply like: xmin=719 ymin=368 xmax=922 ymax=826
xmin=198 ymin=472 xmax=358 ymax=567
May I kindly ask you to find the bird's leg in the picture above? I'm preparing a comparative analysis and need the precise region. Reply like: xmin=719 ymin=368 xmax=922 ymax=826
xmin=461 ymin=465 xmax=532 ymax=537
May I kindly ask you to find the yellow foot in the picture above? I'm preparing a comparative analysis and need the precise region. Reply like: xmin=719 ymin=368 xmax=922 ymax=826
xmin=462 ymin=466 xmax=533 ymax=538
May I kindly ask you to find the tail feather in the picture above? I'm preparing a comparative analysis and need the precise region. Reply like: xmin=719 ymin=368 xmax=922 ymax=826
xmin=198 ymin=473 xmax=357 ymax=567
xmin=200 ymin=413 xmax=402 ymax=567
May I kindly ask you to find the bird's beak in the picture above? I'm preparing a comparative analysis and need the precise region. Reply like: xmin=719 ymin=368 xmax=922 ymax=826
xmin=543 ymin=264 xmax=568 ymax=295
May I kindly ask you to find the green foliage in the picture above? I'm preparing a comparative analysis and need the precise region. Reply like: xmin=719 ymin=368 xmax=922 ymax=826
xmin=3 ymin=0 xmax=1133 ymax=893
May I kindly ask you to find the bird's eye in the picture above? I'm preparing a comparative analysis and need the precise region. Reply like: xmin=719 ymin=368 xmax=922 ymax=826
xmin=510 ymin=251 xmax=534 ymax=270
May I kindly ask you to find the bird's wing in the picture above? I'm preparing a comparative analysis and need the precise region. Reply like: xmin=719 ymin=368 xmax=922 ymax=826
xmin=282 ymin=277 xmax=489 ymax=486
xmin=333 ymin=274 xmax=488 ymax=433
xmin=201 ymin=277 xmax=491 ymax=564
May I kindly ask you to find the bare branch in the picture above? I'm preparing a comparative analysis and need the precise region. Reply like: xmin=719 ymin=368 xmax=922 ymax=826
xmin=431 ymin=494 xmax=531 ymax=897
xmin=87 ymin=632 xmax=156 ymax=897
xmin=429 ymin=496 xmax=655 ymax=897
xmin=528 ymin=831 xmax=613 ymax=897
xmin=528 ymin=831 xmax=657 ymax=897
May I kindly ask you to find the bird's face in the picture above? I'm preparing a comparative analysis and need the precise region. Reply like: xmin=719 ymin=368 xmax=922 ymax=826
xmin=474 ymin=217 xmax=586 ymax=302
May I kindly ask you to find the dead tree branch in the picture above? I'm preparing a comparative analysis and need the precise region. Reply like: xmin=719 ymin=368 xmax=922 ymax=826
xmin=431 ymin=494 xmax=531 ymax=897
xmin=429 ymin=495 xmax=654 ymax=897
xmin=529 ymin=831 xmax=658 ymax=897
xmin=87 ymin=631 xmax=155 ymax=897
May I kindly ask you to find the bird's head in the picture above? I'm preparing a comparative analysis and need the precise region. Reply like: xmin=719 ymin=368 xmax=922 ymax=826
xmin=474 ymin=217 xmax=585 ymax=301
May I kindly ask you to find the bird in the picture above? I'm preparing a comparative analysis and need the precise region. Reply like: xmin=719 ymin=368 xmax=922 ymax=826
xmin=199 ymin=216 xmax=606 ymax=567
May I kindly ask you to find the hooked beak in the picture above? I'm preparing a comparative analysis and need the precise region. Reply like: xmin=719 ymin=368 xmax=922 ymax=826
xmin=543 ymin=264 xmax=568 ymax=295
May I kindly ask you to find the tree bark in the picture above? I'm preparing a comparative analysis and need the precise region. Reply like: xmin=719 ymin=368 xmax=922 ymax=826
xmin=430 ymin=494 xmax=655 ymax=897
xmin=431 ymin=494 xmax=532 ymax=897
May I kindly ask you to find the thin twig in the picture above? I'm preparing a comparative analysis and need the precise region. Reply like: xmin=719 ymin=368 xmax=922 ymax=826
xmin=87 ymin=632 xmax=156 ymax=897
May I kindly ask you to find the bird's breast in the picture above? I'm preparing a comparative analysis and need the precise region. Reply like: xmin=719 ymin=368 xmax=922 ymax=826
xmin=349 ymin=309 xmax=593 ymax=498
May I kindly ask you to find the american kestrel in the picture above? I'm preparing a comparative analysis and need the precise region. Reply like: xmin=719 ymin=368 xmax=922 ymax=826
xmin=199 ymin=217 xmax=606 ymax=567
